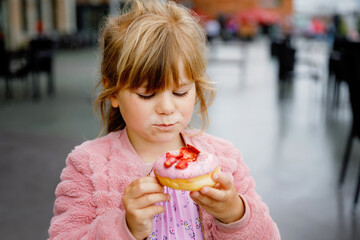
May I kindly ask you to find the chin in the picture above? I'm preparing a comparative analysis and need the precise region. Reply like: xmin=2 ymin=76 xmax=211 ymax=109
xmin=150 ymin=130 xmax=181 ymax=143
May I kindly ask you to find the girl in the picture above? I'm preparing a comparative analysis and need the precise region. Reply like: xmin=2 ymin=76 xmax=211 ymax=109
xmin=48 ymin=0 xmax=280 ymax=239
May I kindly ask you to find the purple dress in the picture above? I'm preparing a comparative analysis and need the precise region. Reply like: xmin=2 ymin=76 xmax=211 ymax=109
xmin=144 ymin=164 xmax=204 ymax=240
xmin=149 ymin=187 xmax=204 ymax=240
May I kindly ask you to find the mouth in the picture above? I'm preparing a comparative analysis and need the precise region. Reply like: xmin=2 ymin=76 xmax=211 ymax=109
xmin=154 ymin=123 xmax=176 ymax=130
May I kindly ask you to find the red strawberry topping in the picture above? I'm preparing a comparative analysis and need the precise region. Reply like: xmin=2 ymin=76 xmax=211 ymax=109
xmin=167 ymin=151 xmax=183 ymax=159
xmin=175 ymin=159 xmax=188 ymax=169
xmin=179 ymin=147 xmax=197 ymax=161
xmin=163 ymin=144 xmax=201 ymax=169
xmin=186 ymin=144 xmax=200 ymax=154
xmin=164 ymin=156 xmax=178 ymax=168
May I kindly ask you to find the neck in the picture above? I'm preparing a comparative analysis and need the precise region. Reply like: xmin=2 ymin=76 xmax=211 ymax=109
xmin=126 ymin=130 xmax=186 ymax=164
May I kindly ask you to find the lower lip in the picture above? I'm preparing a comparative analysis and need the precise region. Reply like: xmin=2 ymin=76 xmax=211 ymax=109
xmin=154 ymin=124 xmax=176 ymax=131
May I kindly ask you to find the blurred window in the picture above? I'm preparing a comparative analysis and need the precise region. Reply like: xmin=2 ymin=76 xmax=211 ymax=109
xmin=52 ymin=0 xmax=57 ymax=31
xmin=21 ymin=0 xmax=27 ymax=31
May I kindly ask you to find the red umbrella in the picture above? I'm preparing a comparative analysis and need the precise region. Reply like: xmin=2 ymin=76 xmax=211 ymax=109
xmin=254 ymin=8 xmax=281 ymax=25
xmin=231 ymin=9 xmax=257 ymax=25
xmin=310 ymin=18 xmax=326 ymax=34
xmin=231 ymin=8 xmax=281 ymax=25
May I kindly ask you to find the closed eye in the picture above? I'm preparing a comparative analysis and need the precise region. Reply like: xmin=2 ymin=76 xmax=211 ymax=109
xmin=173 ymin=91 xmax=189 ymax=97
xmin=137 ymin=93 xmax=155 ymax=99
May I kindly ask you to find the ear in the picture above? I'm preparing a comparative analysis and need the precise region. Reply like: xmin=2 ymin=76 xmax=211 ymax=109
xmin=103 ymin=76 xmax=119 ymax=108
xmin=110 ymin=95 xmax=119 ymax=108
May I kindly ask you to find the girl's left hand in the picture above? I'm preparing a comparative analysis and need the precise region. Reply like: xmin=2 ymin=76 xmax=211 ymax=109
xmin=190 ymin=172 xmax=245 ymax=224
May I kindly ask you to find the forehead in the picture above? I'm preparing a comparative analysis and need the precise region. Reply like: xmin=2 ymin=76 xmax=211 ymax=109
xmin=128 ymin=59 xmax=193 ymax=92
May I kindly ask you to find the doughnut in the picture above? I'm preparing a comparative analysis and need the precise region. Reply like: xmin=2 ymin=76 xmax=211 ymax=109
xmin=154 ymin=144 xmax=220 ymax=191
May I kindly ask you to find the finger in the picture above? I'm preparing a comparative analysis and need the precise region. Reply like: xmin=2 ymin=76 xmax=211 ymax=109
xmin=133 ymin=193 xmax=171 ymax=209
xmin=212 ymin=172 xmax=232 ymax=190
xmin=126 ymin=182 xmax=164 ymax=199
xmin=199 ymin=186 xmax=227 ymax=202
xmin=128 ymin=177 xmax=161 ymax=188
xmin=190 ymin=191 xmax=215 ymax=207
xmin=142 ymin=205 xmax=167 ymax=217
xmin=128 ymin=205 xmax=166 ymax=222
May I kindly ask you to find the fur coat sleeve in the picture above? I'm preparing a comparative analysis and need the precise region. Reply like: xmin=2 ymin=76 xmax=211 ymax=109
xmin=185 ymin=132 xmax=281 ymax=240
xmin=48 ymin=131 xmax=141 ymax=239
xmin=48 ymin=148 xmax=136 ymax=239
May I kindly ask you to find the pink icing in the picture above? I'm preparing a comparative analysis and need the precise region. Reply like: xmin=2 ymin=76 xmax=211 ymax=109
xmin=154 ymin=150 xmax=218 ymax=179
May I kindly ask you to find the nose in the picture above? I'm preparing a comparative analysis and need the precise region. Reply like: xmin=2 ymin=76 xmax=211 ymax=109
xmin=155 ymin=91 xmax=176 ymax=115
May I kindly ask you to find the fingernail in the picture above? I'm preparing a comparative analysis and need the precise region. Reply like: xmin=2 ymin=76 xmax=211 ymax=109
xmin=201 ymin=187 xmax=208 ymax=194
xmin=192 ymin=192 xmax=199 ymax=198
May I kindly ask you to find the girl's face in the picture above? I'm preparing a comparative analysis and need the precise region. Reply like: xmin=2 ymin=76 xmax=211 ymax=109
xmin=110 ymin=67 xmax=196 ymax=149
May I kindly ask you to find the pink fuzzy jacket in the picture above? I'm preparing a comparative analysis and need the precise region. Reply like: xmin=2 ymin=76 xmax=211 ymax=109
xmin=48 ymin=129 xmax=280 ymax=239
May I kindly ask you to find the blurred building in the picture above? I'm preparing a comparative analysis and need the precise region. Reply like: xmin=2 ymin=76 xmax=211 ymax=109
xmin=1 ymin=0 xmax=76 ymax=50
xmin=0 ymin=0 xmax=124 ymax=50
xmin=175 ymin=0 xmax=292 ymax=19
xmin=0 ymin=0 xmax=294 ymax=50
xmin=175 ymin=0 xmax=293 ymax=38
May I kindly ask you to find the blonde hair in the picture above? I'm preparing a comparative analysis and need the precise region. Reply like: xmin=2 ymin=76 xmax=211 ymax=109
xmin=95 ymin=0 xmax=215 ymax=135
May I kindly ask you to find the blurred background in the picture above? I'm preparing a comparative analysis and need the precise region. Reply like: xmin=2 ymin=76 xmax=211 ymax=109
xmin=1 ymin=0 xmax=360 ymax=239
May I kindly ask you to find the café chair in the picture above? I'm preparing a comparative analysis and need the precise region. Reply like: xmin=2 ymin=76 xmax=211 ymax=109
xmin=0 ymin=39 xmax=30 ymax=100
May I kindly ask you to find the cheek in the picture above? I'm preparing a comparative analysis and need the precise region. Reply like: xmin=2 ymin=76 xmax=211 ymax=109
xmin=119 ymin=100 xmax=148 ymax=126
xmin=181 ymin=93 xmax=196 ymax=120
xmin=182 ymin=107 xmax=194 ymax=122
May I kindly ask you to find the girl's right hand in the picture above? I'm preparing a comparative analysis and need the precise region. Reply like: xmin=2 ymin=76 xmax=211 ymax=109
xmin=122 ymin=177 xmax=170 ymax=240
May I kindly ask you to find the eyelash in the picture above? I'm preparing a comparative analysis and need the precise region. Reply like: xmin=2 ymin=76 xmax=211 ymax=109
xmin=137 ymin=91 xmax=189 ymax=100
xmin=173 ymin=91 xmax=189 ymax=97
xmin=137 ymin=93 xmax=155 ymax=100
